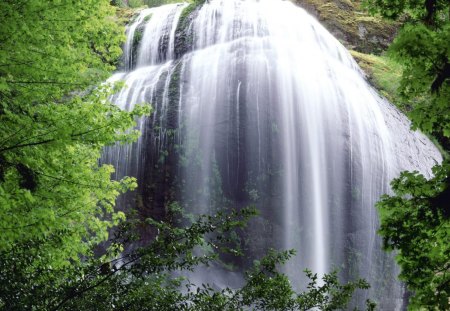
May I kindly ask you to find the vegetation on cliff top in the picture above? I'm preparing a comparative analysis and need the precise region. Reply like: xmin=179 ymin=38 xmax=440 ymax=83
xmin=295 ymin=0 xmax=398 ymax=54
xmin=350 ymin=50 xmax=402 ymax=103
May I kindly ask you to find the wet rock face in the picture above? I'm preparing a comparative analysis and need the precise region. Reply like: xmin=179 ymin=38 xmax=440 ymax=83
xmin=293 ymin=0 xmax=398 ymax=54
xmin=174 ymin=4 xmax=201 ymax=59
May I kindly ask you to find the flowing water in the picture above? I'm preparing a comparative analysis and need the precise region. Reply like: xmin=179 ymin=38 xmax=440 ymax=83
xmin=103 ymin=0 xmax=442 ymax=308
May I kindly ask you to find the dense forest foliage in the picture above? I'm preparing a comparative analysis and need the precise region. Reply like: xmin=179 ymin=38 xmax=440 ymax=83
xmin=0 ymin=0 xmax=448 ymax=310
xmin=363 ymin=0 xmax=450 ymax=309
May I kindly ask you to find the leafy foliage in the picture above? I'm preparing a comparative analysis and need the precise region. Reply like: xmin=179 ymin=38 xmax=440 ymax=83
xmin=1 ymin=206 xmax=375 ymax=310
xmin=391 ymin=23 xmax=450 ymax=141
xmin=363 ymin=0 xmax=448 ymax=25
xmin=377 ymin=166 xmax=450 ymax=309
xmin=0 ymin=0 xmax=149 ymax=291
xmin=363 ymin=0 xmax=449 ymax=309
xmin=363 ymin=0 xmax=450 ymax=145
xmin=0 ymin=0 xmax=124 ymax=101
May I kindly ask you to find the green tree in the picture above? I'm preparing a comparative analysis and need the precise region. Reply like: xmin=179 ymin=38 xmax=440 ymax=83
xmin=363 ymin=0 xmax=449 ymax=309
xmin=0 ymin=0 xmax=149 ymax=286
xmin=377 ymin=166 xmax=450 ymax=309
xmin=363 ymin=0 xmax=449 ymax=144
xmin=1 ymin=205 xmax=376 ymax=310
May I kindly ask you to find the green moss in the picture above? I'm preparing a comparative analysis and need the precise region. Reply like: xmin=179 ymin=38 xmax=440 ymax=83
xmin=142 ymin=0 xmax=206 ymax=9
xmin=177 ymin=0 xmax=207 ymax=27
xmin=319 ymin=2 xmax=356 ymax=26
xmin=145 ymin=0 xmax=175 ymax=8
xmin=350 ymin=50 xmax=402 ymax=103
xmin=370 ymin=57 xmax=402 ymax=101
xmin=166 ymin=62 xmax=183 ymax=128
xmin=294 ymin=0 xmax=397 ymax=54
xmin=144 ymin=14 xmax=152 ymax=22
xmin=177 ymin=3 xmax=197 ymax=32
xmin=133 ymin=26 xmax=144 ymax=50
xmin=128 ymin=0 xmax=145 ymax=8
xmin=111 ymin=0 xmax=127 ymax=8
xmin=174 ymin=1 xmax=206 ymax=58
xmin=130 ymin=24 xmax=145 ymax=67
xmin=355 ymin=15 xmax=378 ymax=23
xmin=169 ymin=62 xmax=182 ymax=96
xmin=115 ymin=7 xmax=139 ymax=26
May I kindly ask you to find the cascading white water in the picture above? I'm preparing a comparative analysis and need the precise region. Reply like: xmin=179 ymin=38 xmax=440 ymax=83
xmin=103 ymin=0 xmax=441 ymax=308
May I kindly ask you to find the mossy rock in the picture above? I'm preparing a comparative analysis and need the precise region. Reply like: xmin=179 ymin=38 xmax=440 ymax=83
xmin=174 ymin=2 xmax=203 ymax=59
xmin=350 ymin=50 xmax=403 ymax=104
xmin=115 ymin=7 xmax=141 ymax=26
xmin=293 ymin=0 xmax=398 ymax=54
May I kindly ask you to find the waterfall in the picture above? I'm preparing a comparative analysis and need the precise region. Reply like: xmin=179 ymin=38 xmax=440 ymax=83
xmin=103 ymin=0 xmax=442 ymax=308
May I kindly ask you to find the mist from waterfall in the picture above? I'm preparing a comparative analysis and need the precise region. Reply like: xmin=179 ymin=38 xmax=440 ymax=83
xmin=102 ymin=0 xmax=441 ymax=308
